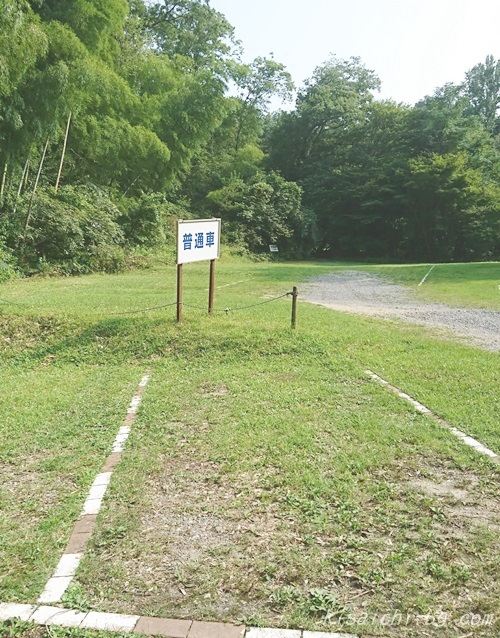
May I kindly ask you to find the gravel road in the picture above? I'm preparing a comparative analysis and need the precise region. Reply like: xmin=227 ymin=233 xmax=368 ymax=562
xmin=301 ymin=270 xmax=500 ymax=351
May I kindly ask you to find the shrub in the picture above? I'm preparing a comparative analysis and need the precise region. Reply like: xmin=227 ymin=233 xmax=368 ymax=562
xmin=7 ymin=185 xmax=124 ymax=275
xmin=0 ymin=241 xmax=17 ymax=282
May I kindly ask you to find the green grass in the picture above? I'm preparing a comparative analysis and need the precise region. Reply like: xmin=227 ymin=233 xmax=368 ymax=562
xmin=1 ymin=259 xmax=498 ymax=314
xmin=75 ymin=338 xmax=499 ymax=635
xmin=0 ymin=365 xmax=141 ymax=601
xmin=0 ymin=258 xmax=499 ymax=637
xmin=360 ymin=261 xmax=500 ymax=309
xmin=0 ymin=618 xmax=134 ymax=638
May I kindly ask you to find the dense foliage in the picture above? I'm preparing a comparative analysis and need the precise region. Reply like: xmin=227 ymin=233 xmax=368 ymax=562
xmin=0 ymin=0 xmax=498 ymax=276
xmin=266 ymin=56 xmax=500 ymax=261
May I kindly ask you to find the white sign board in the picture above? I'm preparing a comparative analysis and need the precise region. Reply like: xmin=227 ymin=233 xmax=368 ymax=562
xmin=177 ymin=218 xmax=221 ymax=265
xmin=269 ymin=245 xmax=279 ymax=253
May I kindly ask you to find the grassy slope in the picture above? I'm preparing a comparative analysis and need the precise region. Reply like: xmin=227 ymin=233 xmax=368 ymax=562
xmin=0 ymin=259 xmax=498 ymax=637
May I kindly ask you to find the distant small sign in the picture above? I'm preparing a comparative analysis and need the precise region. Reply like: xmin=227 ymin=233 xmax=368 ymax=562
xmin=177 ymin=219 xmax=221 ymax=265
xmin=269 ymin=245 xmax=279 ymax=253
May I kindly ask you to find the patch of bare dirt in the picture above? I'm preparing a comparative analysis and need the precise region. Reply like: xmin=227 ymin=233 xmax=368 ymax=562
xmin=0 ymin=456 xmax=74 ymax=519
xmin=113 ymin=455 xmax=299 ymax=620
xmin=198 ymin=383 xmax=229 ymax=397
xmin=407 ymin=468 xmax=500 ymax=536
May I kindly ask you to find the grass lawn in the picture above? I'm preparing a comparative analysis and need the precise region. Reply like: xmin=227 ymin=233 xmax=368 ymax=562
xmin=0 ymin=257 xmax=498 ymax=637
xmin=0 ymin=619 xmax=133 ymax=638
xmin=359 ymin=261 xmax=500 ymax=310
xmin=0 ymin=364 xmax=142 ymax=601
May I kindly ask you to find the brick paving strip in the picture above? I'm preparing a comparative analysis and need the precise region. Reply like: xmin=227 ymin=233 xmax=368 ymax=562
xmin=0 ymin=603 xmax=360 ymax=638
xmin=1 ymin=367 xmax=365 ymax=637
xmin=37 ymin=371 xmax=152 ymax=605
xmin=366 ymin=370 xmax=499 ymax=464
xmin=0 ymin=368 xmax=364 ymax=637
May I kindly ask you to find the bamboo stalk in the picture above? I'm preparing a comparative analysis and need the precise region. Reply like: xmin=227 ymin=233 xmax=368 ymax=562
xmin=12 ymin=157 xmax=31 ymax=215
xmin=0 ymin=162 xmax=8 ymax=199
xmin=24 ymin=158 xmax=30 ymax=189
xmin=23 ymin=138 xmax=49 ymax=241
xmin=55 ymin=112 xmax=72 ymax=193
xmin=17 ymin=157 xmax=30 ymax=199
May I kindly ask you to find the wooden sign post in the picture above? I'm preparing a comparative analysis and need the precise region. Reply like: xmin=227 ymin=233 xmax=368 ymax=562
xmin=176 ymin=219 xmax=221 ymax=323
xmin=209 ymin=259 xmax=215 ymax=314
xmin=177 ymin=263 xmax=183 ymax=323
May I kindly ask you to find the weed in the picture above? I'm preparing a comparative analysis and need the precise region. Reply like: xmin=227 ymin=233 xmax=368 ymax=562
xmin=61 ymin=582 xmax=93 ymax=612
xmin=0 ymin=619 xmax=40 ymax=637
xmin=304 ymin=589 xmax=350 ymax=621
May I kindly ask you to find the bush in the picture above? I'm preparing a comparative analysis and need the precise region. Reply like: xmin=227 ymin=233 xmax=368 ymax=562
xmin=0 ymin=241 xmax=17 ymax=282
xmin=4 ymin=185 xmax=125 ymax=275
xmin=207 ymin=170 xmax=316 ymax=257
xmin=119 ymin=193 xmax=193 ymax=256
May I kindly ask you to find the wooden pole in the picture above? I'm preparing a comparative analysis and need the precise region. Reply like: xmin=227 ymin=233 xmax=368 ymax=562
xmin=208 ymin=259 xmax=215 ymax=313
xmin=177 ymin=263 xmax=183 ymax=323
xmin=291 ymin=286 xmax=298 ymax=329
xmin=55 ymin=112 xmax=72 ymax=193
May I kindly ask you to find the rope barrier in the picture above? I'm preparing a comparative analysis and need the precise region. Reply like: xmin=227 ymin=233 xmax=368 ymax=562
xmin=108 ymin=302 xmax=178 ymax=316
xmin=184 ymin=292 xmax=292 ymax=314
xmin=0 ymin=293 xmax=292 ymax=315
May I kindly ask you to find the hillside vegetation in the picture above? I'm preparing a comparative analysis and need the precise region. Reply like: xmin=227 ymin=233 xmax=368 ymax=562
xmin=0 ymin=1 xmax=499 ymax=277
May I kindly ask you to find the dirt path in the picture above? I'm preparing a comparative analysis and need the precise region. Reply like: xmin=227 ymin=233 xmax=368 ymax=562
xmin=301 ymin=270 xmax=500 ymax=351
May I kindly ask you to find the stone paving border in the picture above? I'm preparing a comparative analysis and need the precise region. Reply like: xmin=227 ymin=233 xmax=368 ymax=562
xmin=0 ymin=603 xmax=359 ymax=638
xmin=366 ymin=370 xmax=499 ymax=463
xmin=37 ymin=372 xmax=152 ymax=605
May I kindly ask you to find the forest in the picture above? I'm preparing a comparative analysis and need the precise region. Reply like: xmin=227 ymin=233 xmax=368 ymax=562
xmin=0 ymin=0 xmax=499 ymax=278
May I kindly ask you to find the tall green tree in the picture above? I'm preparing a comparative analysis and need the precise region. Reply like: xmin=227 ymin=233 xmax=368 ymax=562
xmin=464 ymin=55 xmax=500 ymax=135
xmin=28 ymin=0 xmax=129 ymax=61
xmin=0 ymin=0 xmax=48 ymax=169
xmin=267 ymin=56 xmax=380 ymax=181
xmin=143 ymin=0 xmax=236 ymax=72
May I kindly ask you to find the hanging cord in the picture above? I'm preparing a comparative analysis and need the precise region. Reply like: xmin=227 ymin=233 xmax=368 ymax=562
xmin=107 ymin=302 xmax=178 ymax=316
xmin=184 ymin=292 xmax=293 ymax=314
xmin=0 ymin=292 xmax=293 ymax=315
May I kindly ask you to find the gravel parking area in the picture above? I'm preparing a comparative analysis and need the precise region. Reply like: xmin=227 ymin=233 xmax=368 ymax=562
xmin=302 ymin=270 xmax=500 ymax=351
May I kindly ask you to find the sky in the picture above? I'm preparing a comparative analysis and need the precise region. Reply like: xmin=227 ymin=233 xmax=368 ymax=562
xmin=209 ymin=0 xmax=500 ymax=108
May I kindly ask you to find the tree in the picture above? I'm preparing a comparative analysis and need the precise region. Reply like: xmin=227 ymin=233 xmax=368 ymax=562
xmin=143 ymin=0 xmax=236 ymax=73
xmin=0 ymin=1 xmax=48 ymax=172
xmin=267 ymin=56 xmax=380 ymax=181
xmin=230 ymin=56 xmax=293 ymax=151
xmin=299 ymin=100 xmax=412 ymax=257
xmin=401 ymin=152 xmax=493 ymax=261
xmin=266 ymin=56 xmax=382 ymax=253
xmin=28 ymin=0 xmax=129 ymax=61
xmin=464 ymin=55 xmax=500 ymax=134
xmin=207 ymin=171 xmax=314 ymax=256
